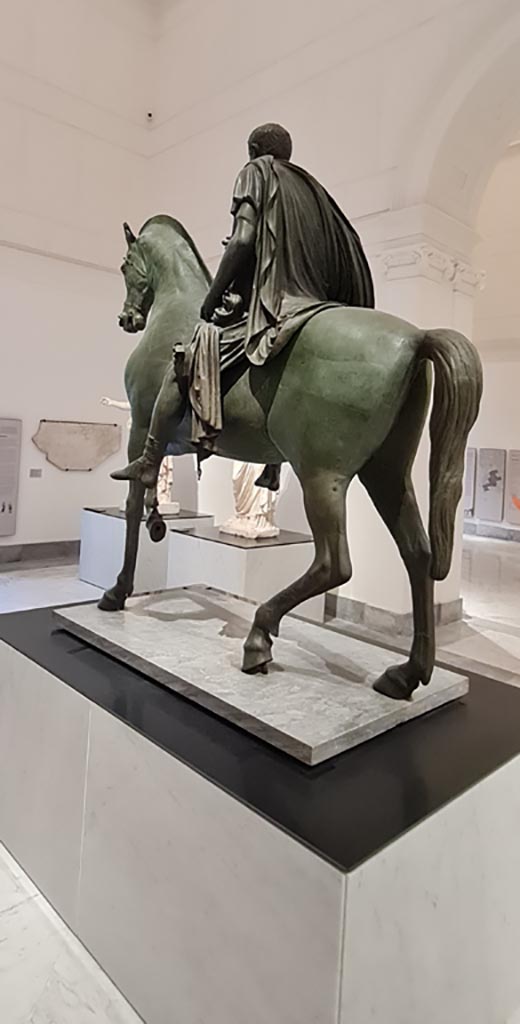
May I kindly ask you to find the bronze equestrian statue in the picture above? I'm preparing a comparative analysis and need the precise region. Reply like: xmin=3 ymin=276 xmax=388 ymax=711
xmin=102 ymin=123 xmax=482 ymax=701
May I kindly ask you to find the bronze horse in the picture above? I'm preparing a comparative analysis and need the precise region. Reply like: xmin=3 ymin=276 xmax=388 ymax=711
xmin=99 ymin=216 xmax=482 ymax=700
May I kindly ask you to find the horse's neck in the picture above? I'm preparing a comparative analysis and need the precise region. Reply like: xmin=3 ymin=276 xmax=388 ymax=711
xmin=152 ymin=235 xmax=210 ymax=306
xmin=151 ymin=274 xmax=205 ymax=328
xmin=142 ymin=251 xmax=206 ymax=361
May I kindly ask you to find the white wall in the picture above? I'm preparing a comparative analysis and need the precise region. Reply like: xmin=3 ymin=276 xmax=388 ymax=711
xmin=1 ymin=247 xmax=130 ymax=545
xmin=468 ymin=148 xmax=520 ymax=529
xmin=3 ymin=0 xmax=520 ymax=600
xmin=472 ymin=147 xmax=520 ymax=362
xmin=0 ymin=0 xmax=153 ymax=547
xmin=148 ymin=0 xmax=509 ymax=264
xmin=0 ymin=0 xmax=152 ymax=266
xmin=470 ymin=360 xmax=520 ymax=453
xmin=141 ymin=0 xmax=520 ymax=615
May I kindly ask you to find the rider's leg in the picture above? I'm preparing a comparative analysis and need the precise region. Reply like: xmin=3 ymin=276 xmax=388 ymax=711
xmin=255 ymin=464 xmax=281 ymax=491
xmin=111 ymin=361 xmax=186 ymax=488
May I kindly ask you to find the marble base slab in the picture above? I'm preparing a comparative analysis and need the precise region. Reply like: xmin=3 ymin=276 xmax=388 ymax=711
xmin=55 ymin=588 xmax=469 ymax=766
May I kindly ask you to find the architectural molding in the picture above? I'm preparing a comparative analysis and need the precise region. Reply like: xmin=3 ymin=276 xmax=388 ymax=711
xmin=0 ymin=238 xmax=118 ymax=277
xmin=375 ymin=242 xmax=486 ymax=294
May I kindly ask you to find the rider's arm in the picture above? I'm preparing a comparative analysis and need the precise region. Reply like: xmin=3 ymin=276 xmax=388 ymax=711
xmin=201 ymin=205 xmax=257 ymax=321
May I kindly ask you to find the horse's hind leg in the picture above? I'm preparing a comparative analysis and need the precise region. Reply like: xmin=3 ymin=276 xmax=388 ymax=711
xmin=358 ymin=373 xmax=434 ymax=700
xmin=242 ymin=471 xmax=352 ymax=673
xmin=360 ymin=462 xmax=434 ymax=699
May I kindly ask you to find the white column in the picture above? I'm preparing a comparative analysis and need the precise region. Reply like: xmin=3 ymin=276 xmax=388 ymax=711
xmin=337 ymin=228 xmax=484 ymax=625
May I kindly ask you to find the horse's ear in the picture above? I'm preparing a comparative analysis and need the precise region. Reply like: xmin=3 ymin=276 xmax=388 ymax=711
xmin=123 ymin=222 xmax=137 ymax=246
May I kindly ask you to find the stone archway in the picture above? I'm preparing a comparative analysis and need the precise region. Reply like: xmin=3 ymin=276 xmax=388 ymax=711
xmin=398 ymin=6 xmax=520 ymax=230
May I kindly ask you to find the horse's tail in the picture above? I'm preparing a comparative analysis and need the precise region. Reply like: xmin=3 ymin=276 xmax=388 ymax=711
xmin=420 ymin=329 xmax=483 ymax=580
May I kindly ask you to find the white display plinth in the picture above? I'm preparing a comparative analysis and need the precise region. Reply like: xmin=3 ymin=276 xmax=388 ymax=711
xmin=80 ymin=507 xmax=214 ymax=594
xmin=1 ymin=625 xmax=520 ymax=1024
xmin=167 ymin=524 xmax=325 ymax=622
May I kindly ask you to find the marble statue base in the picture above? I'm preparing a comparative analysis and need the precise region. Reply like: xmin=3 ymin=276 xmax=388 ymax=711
xmin=157 ymin=501 xmax=181 ymax=515
xmin=55 ymin=587 xmax=468 ymax=765
xmin=219 ymin=516 xmax=279 ymax=539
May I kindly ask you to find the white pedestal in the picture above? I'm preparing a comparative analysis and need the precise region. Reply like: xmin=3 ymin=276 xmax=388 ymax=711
xmin=80 ymin=507 xmax=214 ymax=594
xmin=1 ymin=623 xmax=520 ymax=1024
xmin=167 ymin=524 xmax=325 ymax=622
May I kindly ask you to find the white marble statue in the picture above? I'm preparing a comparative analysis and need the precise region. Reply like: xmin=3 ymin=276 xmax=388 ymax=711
xmin=220 ymin=461 xmax=280 ymax=540
xmin=100 ymin=397 xmax=179 ymax=513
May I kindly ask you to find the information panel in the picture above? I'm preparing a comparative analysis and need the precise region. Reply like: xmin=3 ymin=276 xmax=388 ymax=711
xmin=475 ymin=447 xmax=506 ymax=523
xmin=0 ymin=418 xmax=22 ymax=537
xmin=506 ymin=450 xmax=520 ymax=526
xmin=463 ymin=447 xmax=477 ymax=516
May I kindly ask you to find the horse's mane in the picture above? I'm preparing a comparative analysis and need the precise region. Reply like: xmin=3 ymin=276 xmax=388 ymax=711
xmin=140 ymin=214 xmax=212 ymax=285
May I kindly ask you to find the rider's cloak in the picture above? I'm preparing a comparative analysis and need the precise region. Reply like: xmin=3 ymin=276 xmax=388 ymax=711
xmin=230 ymin=154 xmax=375 ymax=365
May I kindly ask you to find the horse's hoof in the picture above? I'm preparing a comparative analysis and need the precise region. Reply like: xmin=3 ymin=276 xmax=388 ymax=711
xmin=242 ymin=626 xmax=273 ymax=675
xmin=98 ymin=588 xmax=126 ymax=612
xmin=373 ymin=663 xmax=419 ymax=701
xmin=147 ymin=517 xmax=167 ymax=543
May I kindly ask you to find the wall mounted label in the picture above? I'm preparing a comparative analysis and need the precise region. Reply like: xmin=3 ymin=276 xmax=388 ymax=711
xmin=0 ymin=418 xmax=22 ymax=537
xmin=506 ymin=450 xmax=520 ymax=526
xmin=463 ymin=447 xmax=476 ymax=516
xmin=475 ymin=447 xmax=506 ymax=523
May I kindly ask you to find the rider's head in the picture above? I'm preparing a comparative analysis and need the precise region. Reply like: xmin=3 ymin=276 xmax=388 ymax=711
xmin=248 ymin=123 xmax=293 ymax=162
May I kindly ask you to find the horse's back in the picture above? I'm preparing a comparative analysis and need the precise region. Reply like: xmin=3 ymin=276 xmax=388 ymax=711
xmin=266 ymin=306 xmax=425 ymax=472
xmin=284 ymin=306 xmax=422 ymax=407
xmin=296 ymin=306 xmax=421 ymax=364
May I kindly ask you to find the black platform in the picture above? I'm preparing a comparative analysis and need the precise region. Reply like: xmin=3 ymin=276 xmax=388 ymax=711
xmin=1 ymin=605 xmax=520 ymax=872
xmin=84 ymin=506 xmax=212 ymax=521
xmin=171 ymin=523 xmax=313 ymax=548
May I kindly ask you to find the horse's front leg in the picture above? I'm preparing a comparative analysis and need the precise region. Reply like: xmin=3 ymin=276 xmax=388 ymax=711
xmin=99 ymin=420 xmax=148 ymax=611
xmin=144 ymin=484 xmax=167 ymax=544
xmin=98 ymin=478 xmax=146 ymax=611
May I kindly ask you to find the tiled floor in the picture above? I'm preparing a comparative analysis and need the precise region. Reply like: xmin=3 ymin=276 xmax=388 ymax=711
xmin=462 ymin=534 xmax=520 ymax=629
xmin=435 ymin=536 xmax=520 ymax=684
xmin=327 ymin=535 xmax=520 ymax=687
xmin=0 ymin=843 xmax=142 ymax=1023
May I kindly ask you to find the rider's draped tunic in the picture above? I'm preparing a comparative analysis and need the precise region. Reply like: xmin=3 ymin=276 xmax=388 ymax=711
xmin=187 ymin=154 xmax=375 ymax=442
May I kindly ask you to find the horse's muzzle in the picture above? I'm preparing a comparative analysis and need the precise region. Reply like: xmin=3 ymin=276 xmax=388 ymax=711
xmin=119 ymin=309 xmax=145 ymax=333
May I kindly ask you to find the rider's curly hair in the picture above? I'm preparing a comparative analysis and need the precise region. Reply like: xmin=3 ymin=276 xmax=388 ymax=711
xmin=248 ymin=123 xmax=293 ymax=161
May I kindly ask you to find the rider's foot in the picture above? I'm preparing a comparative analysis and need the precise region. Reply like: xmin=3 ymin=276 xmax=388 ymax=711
xmin=111 ymin=457 xmax=157 ymax=486
xmin=255 ymin=464 xmax=281 ymax=491
xmin=111 ymin=435 xmax=163 ymax=488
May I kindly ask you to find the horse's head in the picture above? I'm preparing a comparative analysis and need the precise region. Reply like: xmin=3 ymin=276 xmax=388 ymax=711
xmin=118 ymin=222 xmax=154 ymax=333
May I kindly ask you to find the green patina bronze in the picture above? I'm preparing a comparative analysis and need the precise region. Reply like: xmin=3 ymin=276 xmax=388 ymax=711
xmin=99 ymin=213 xmax=482 ymax=700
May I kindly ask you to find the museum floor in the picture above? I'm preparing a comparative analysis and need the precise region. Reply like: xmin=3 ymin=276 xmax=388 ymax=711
xmin=0 ymin=533 xmax=519 ymax=1023
xmin=0 ymin=843 xmax=141 ymax=1023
